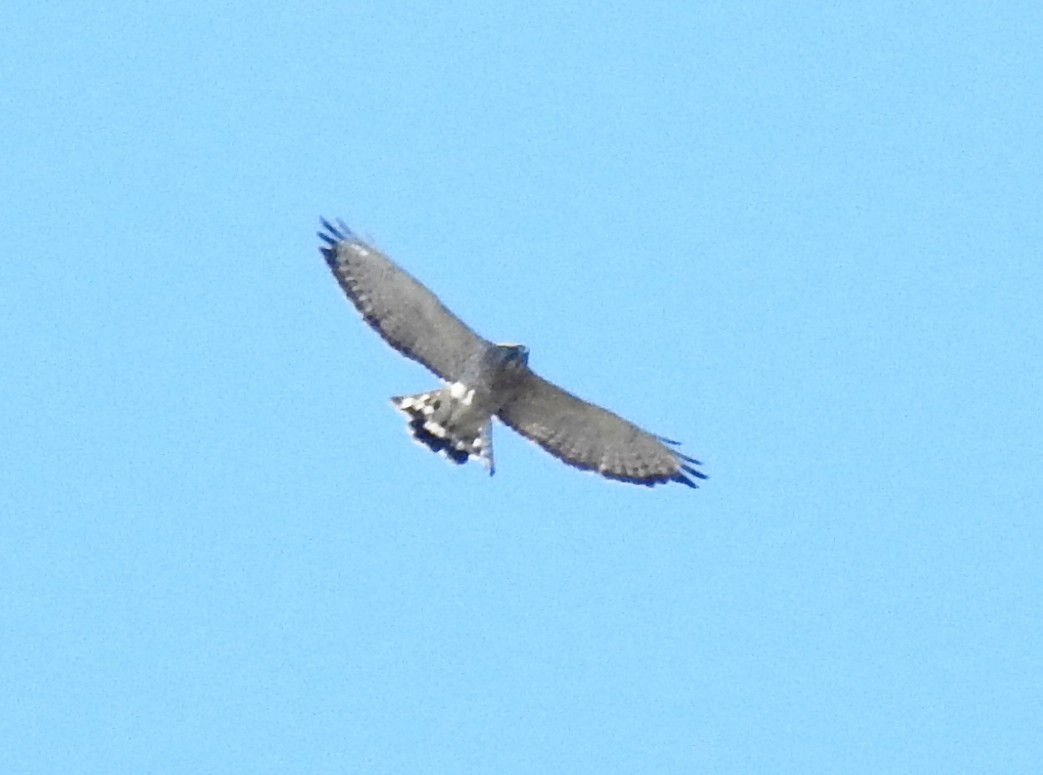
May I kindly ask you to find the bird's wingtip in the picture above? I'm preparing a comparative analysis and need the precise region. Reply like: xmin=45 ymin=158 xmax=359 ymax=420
xmin=318 ymin=217 xmax=355 ymax=244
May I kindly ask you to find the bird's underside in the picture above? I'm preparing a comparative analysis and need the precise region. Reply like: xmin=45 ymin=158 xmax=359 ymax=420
xmin=318 ymin=218 xmax=707 ymax=488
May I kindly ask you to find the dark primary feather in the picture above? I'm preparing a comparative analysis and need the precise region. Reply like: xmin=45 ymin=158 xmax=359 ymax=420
xmin=318 ymin=219 xmax=490 ymax=381
xmin=497 ymin=371 xmax=707 ymax=488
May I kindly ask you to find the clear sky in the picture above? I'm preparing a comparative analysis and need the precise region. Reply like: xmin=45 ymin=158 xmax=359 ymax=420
xmin=3 ymin=2 xmax=1041 ymax=772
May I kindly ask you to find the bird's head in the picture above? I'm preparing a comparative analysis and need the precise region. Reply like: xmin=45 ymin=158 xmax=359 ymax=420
xmin=495 ymin=342 xmax=529 ymax=367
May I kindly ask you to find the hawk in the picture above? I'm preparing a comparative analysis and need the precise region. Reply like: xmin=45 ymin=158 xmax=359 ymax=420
xmin=318 ymin=218 xmax=707 ymax=488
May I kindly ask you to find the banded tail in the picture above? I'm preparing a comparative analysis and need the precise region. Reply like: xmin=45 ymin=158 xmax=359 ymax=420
xmin=391 ymin=389 xmax=494 ymax=474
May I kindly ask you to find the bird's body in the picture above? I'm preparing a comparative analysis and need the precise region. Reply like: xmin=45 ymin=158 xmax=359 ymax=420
xmin=390 ymin=344 xmax=530 ymax=473
xmin=318 ymin=218 xmax=706 ymax=488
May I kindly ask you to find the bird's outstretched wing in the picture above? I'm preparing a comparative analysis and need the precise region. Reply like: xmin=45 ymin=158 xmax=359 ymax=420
xmin=319 ymin=218 xmax=491 ymax=381
xmin=497 ymin=371 xmax=707 ymax=488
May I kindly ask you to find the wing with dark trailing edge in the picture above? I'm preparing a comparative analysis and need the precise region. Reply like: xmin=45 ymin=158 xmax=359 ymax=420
xmin=318 ymin=219 xmax=491 ymax=381
xmin=497 ymin=370 xmax=707 ymax=488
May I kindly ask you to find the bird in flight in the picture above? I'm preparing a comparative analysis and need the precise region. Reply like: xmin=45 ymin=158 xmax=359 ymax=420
xmin=318 ymin=218 xmax=707 ymax=488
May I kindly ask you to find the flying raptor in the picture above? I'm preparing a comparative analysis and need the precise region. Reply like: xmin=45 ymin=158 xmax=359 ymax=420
xmin=318 ymin=218 xmax=707 ymax=488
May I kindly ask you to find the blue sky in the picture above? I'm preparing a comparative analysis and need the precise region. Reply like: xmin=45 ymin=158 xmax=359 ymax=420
xmin=3 ymin=2 xmax=1041 ymax=772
